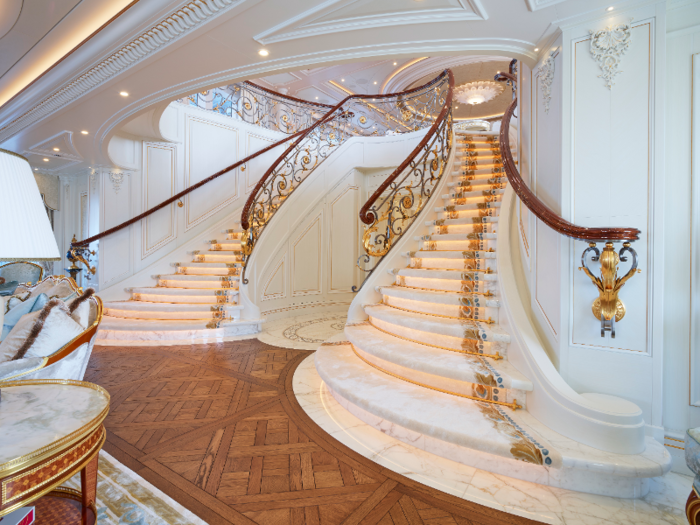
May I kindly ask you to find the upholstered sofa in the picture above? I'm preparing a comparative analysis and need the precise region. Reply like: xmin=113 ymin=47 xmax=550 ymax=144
xmin=0 ymin=275 xmax=102 ymax=382
xmin=0 ymin=261 xmax=44 ymax=286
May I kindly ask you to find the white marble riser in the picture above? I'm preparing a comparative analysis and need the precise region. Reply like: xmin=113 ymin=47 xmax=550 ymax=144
xmin=367 ymin=314 xmax=508 ymax=356
xmin=156 ymin=282 xmax=240 ymax=290
xmin=155 ymin=273 xmax=239 ymax=282
xmin=174 ymin=262 xmax=243 ymax=269
xmin=129 ymin=287 xmax=238 ymax=297
xmin=220 ymin=226 xmax=241 ymax=234
xmin=444 ymin=189 xmax=505 ymax=201
xmin=98 ymin=316 xmax=262 ymax=334
xmin=103 ymin=301 xmax=242 ymax=313
xmin=173 ymin=268 xmax=242 ymax=276
xmin=345 ymin=324 xmax=527 ymax=392
xmin=447 ymin=178 xmax=506 ymax=189
xmin=436 ymin=202 xmax=501 ymax=213
xmin=394 ymin=274 xmax=499 ymax=295
xmin=96 ymin=320 xmax=261 ymax=344
xmin=130 ymin=294 xmax=238 ymax=305
xmin=381 ymin=294 xmax=499 ymax=323
xmin=315 ymin=345 xmax=671 ymax=499
xmin=192 ymin=249 xmax=242 ymax=256
xmin=428 ymin=225 xmax=499 ymax=237
xmin=407 ymin=259 xmax=496 ymax=272
xmin=378 ymin=285 xmax=500 ymax=308
xmin=436 ymin=210 xmax=500 ymax=221
xmin=189 ymin=255 xmax=243 ymax=263
xmin=365 ymin=304 xmax=509 ymax=343
xmin=396 ymin=268 xmax=498 ymax=281
xmin=427 ymin=216 xmax=499 ymax=227
xmin=419 ymin=240 xmax=496 ymax=253
xmin=451 ymin=170 xmax=506 ymax=181
xmin=205 ymin=239 xmax=241 ymax=246
xmin=104 ymin=308 xmax=241 ymax=321
xmin=403 ymin=250 xmax=497 ymax=260
xmin=417 ymin=232 xmax=497 ymax=242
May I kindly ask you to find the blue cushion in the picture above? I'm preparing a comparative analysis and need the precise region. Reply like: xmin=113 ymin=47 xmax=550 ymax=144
xmin=0 ymin=281 xmax=19 ymax=296
xmin=1 ymin=293 xmax=49 ymax=340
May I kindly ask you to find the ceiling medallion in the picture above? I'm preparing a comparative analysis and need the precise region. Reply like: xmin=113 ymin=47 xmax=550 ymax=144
xmin=454 ymin=81 xmax=505 ymax=106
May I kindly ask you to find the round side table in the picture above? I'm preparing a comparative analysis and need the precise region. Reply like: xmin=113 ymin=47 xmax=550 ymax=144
xmin=0 ymin=379 xmax=109 ymax=525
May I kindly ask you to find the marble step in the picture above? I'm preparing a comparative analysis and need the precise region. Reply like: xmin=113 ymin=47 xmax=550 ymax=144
xmin=451 ymin=168 xmax=505 ymax=179
xmin=406 ymin=257 xmax=495 ymax=272
xmin=416 ymin=232 xmax=498 ymax=242
xmin=378 ymin=285 xmax=500 ymax=322
xmin=435 ymin=201 xmax=501 ymax=214
xmin=155 ymin=274 xmax=239 ymax=289
xmin=99 ymin=316 xmax=257 ymax=331
xmin=402 ymin=250 xmax=497 ymax=260
xmin=456 ymin=152 xmax=502 ymax=161
xmin=395 ymin=268 xmax=498 ymax=281
xmin=427 ymin=224 xmax=498 ymax=236
xmin=425 ymin=217 xmax=498 ymax=227
xmin=189 ymin=253 xmax=243 ymax=262
xmin=458 ymin=162 xmax=504 ymax=172
xmin=315 ymin=344 xmax=671 ymax=498
xmin=172 ymin=265 xmax=241 ymax=276
xmin=447 ymin=177 xmax=507 ymax=189
xmin=392 ymin=271 xmax=498 ymax=296
xmin=173 ymin=262 xmax=242 ymax=269
xmin=129 ymin=287 xmax=238 ymax=304
xmin=206 ymin=243 xmax=241 ymax=251
xmin=220 ymin=226 xmax=241 ymax=234
xmin=364 ymin=304 xmax=509 ymax=356
xmin=345 ymin=323 xmax=528 ymax=405
xmin=443 ymin=188 xmax=505 ymax=200
xmin=419 ymin=239 xmax=496 ymax=252
xmin=103 ymin=301 xmax=243 ymax=320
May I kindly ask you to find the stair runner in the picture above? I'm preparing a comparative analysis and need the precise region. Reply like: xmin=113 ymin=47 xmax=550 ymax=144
xmin=98 ymin=226 xmax=262 ymax=343
xmin=314 ymin=131 xmax=669 ymax=497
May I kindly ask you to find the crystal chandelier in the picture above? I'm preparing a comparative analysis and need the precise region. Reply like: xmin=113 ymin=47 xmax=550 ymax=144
xmin=454 ymin=80 xmax=505 ymax=106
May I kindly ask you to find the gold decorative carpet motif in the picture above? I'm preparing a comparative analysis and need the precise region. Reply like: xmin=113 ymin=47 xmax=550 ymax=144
xmin=62 ymin=452 xmax=206 ymax=524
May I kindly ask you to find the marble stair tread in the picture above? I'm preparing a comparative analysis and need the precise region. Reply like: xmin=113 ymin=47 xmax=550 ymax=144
xmin=345 ymin=323 xmax=529 ymax=391
xmin=417 ymin=233 xmax=497 ymax=242
xmin=447 ymin=178 xmax=506 ymax=188
xmin=365 ymin=304 xmax=509 ymax=343
xmin=443 ymin=188 xmax=505 ymax=199
xmin=378 ymin=285 xmax=500 ymax=307
xmin=419 ymin=240 xmax=496 ymax=252
xmin=425 ymin=218 xmax=499 ymax=227
xmin=403 ymin=250 xmax=497 ymax=260
xmin=435 ymin=201 xmax=501 ymax=213
xmin=174 ymin=262 xmax=242 ymax=268
xmin=396 ymin=268 xmax=498 ymax=281
xmin=220 ymin=226 xmax=242 ymax=233
xmin=316 ymin=344 xmax=557 ymax=466
xmin=156 ymin=274 xmax=240 ymax=282
xmin=99 ymin=316 xmax=258 ymax=331
xmin=129 ymin=287 xmax=238 ymax=296
xmin=406 ymin=260 xmax=496 ymax=272
xmin=315 ymin=345 xmax=671 ymax=478
xmin=103 ymin=301 xmax=242 ymax=312
xmin=451 ymin=169 xmax=506 ymax=179
xmin=427 ymin=226 xmax=499 ymax=237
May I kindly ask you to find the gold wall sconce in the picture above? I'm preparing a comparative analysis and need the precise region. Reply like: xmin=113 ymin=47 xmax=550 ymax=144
xmin=579 ymin=241 xmax=640 ymax=338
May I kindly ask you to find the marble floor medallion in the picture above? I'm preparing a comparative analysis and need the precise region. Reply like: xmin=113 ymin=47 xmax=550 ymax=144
xmin=258 ymin=312 xmax=347 ymax=349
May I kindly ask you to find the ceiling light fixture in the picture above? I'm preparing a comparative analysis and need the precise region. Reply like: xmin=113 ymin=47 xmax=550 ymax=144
xmin=43 ymin=158 xmax=49 ymax=162
xmin=454 ymin=80 xmax=505 ymax=106
xmin=53 ymin=147 xmax=59 ymax=151
xmin=607 ymin=6 xmax=614 ymax=10
xmin=259 ymin=49 xmax=269 ymax=56
xmin=119 ymin=91 xmax=129 ymax=97
xmin=315 ymin=96 xmax=319 ymax=99
xmin=373 ymin=81 xmax=377 ymax=84
xmin=393 ymin=62 xmax=397 ymax=65
xmin=341 ymin=78 xmax=345 ymax=81
xmin=81 ymin=130 xmax=88 ymax=135
xmin=535 ymin=48 xmax=539 ymax=51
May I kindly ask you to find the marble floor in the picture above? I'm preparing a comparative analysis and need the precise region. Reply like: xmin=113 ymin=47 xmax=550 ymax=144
xmin=293 ymin=353 xmax=693 ymax=525
xmin=257 ymin=311 xmax=348 ymax=350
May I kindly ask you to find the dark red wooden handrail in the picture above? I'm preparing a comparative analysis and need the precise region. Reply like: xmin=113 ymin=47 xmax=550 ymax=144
xmin=495 ymin=67 xmax=640 ymax=242
xmin=241 ymin=70 xmax=451 ymax=230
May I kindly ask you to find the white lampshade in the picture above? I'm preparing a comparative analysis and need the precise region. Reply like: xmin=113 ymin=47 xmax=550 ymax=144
xmin=0 ymin=149 xmax=60 ymax=261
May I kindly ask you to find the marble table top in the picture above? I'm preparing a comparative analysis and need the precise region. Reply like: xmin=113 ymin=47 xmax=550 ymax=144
xmin=0 ymin=381 xmax=109 ymax=469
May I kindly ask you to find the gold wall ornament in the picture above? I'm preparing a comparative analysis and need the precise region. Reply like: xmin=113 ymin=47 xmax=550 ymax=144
xmin=579 ymin=241 xmax=640 ymax=338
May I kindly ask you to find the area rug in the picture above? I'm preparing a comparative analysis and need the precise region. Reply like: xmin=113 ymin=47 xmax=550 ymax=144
xmin=62 ymin=451 xmax=206 ymax=524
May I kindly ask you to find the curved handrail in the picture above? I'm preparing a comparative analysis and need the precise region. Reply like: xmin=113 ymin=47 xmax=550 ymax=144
xmin=495 ymin=61 xmax=639 ymax=242
xmin=72 ymin=129 xmax=307 ymax=248
xmin=239 ymin=71 xmax=451 ymax=283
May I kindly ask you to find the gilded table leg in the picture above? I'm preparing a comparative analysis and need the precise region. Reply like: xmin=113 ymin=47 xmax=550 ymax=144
xmin=80 ymin=452 xmax=99 ymax=525
xmin=687 ymin=488 xmax=700 ymax=524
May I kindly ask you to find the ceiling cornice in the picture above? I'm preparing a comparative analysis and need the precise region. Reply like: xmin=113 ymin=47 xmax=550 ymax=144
xmin=0 ymin=0 xmax=246 ymax=144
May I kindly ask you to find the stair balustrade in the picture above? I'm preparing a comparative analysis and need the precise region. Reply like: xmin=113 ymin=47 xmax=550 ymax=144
xmin=239 ymin=70 xmax=452 ymax=284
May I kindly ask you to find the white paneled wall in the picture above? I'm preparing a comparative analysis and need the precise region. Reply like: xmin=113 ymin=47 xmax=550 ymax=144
xmin=517 ymin=3 xmax=667 ymax=440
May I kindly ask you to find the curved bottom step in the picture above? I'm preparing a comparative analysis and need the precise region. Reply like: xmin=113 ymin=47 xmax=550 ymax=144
xmin=314 ymin=343 xmax=671 ymax=499
xmin=96 ymin=316 xmax=263 ymax=345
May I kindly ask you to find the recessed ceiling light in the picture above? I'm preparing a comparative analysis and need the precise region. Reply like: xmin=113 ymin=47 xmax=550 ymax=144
xmin=534 ymin=48 xmax=539 ymax=51
xmin=607 ymin=6 xmax=614 ymax=10
xmin=341 ymin=78 xmax=345 ymax=81
xmin=81 ymin=130 xmax=88 ymax=135
xmin=34 ymin=168 xmax=37 ymax=171
xmin=259 ymin=49 xmax=269 ymax=56
xmin=393 ymin=62 xmax=397 ymax=66
xmin=315 ymin=96 xmax=319 ymax=99
xmin=43 ymin=158 xmax=49 ymax=162
xmin=119 ymin=91 xmax=129 ymax=97
xmin=53 ymin=147 xmax=59 ymax=151
xmin=373 ymin=81 xmax=377 ymax=84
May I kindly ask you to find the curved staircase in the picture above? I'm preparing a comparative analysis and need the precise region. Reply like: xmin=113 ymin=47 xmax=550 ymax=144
xmin=97 ymin=226 xmax=262 ymax=345
xmin=314 ymin=131 xmax=671 ymax=498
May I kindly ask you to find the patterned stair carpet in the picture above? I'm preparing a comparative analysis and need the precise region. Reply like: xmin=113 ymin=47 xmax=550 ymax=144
xmin=59 ymin=451 xmax=206 ymax=524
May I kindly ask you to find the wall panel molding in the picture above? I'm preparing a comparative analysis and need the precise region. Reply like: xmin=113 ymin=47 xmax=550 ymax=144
xmin=142 ymin=142 xmax=177 ymax=258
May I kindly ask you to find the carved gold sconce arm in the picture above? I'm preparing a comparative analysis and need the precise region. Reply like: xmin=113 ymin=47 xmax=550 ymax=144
xmin=579 ymin=241 xmax=640 ymax=338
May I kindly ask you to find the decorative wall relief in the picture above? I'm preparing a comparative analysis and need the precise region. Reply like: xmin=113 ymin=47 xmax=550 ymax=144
xmin=108 ymin=171 xmax=128 ymax=194
xmin=589 ymin=22 xmax=631 ymax=89
xmin=538 ymin=53 xmax=555 ymax=114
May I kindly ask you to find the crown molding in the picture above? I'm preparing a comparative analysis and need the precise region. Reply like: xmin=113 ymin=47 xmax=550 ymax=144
xmin=254 ymin=0 xmax=488 ymax=45
xmin=0 ymin=0 xmax=246 ymax=144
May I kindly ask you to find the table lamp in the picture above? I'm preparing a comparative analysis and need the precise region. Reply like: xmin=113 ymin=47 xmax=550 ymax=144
xmin=0 ymin=148 xmax=60 ymax=262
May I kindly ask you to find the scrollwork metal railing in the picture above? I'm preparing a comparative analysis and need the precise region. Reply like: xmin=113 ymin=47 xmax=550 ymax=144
xmin=239 ymin=71 xmax=452 ymax=284
xmin=183 ymin=82 xmax=333 ymax=135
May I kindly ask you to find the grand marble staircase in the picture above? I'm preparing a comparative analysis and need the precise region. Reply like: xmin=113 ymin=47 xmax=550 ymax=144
xmin=314 ymin=131 xmax=671 ymax=498
xmin=97 ymin=226 xmax=262 ymax=345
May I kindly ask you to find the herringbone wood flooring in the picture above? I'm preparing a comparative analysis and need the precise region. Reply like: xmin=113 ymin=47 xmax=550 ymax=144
xmin=86 ymin=340 xmax=540 ymax=525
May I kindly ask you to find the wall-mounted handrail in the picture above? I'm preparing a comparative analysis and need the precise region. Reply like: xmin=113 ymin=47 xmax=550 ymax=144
xmin=239 ymin=71 xmax=451 ymax=283
xmin=71 ymin=129 xmax=306 ymax=248
xmin=495 ymin=61 xmax=640 ymax=242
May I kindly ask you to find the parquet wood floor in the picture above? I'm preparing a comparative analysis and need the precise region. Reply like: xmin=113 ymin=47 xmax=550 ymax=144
xmin=86 ymin=340 xmax=541 ymax=525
